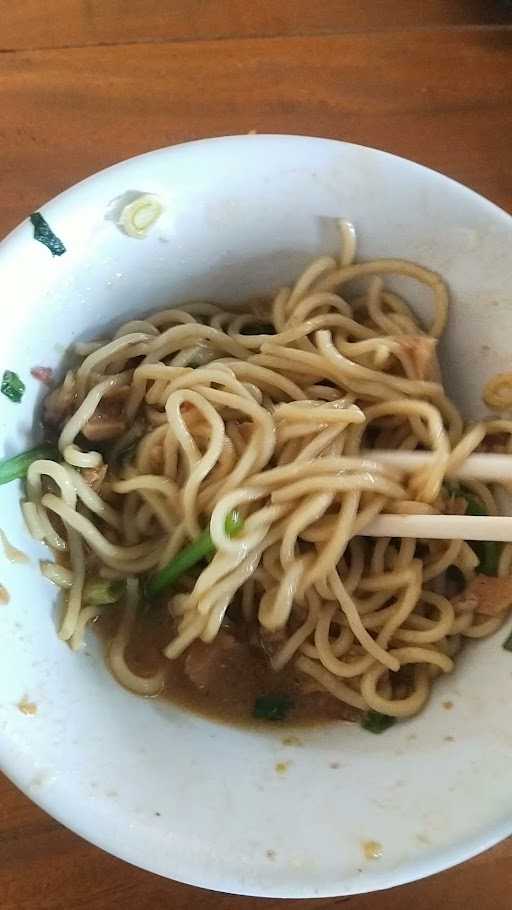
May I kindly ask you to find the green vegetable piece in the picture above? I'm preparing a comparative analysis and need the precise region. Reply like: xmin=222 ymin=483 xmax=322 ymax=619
xmin=224 ymin=510 xmax=243 ymax=536
xmin=0 ymin=445 xmax=57 ymax=485
xmin=145 ymin=509 xmax=243 ymax=599
xmin=361 ymin=710 xmax=396 ymax=734
xmin=463 ymin=495 xmax=487 ymax=517
xmin=456 ymin=489 xmax=500 ymax=576
xmin=253 ymin=694 xmax=294 ymax=722
xmin=476 ymin=541 xmax=500 ymax=576
xmin=1 ymin=371 xmax=25 ymax=404
xmin=83 ymin=578 xmax=125 ymax=605
xmin=503 ymin=631 xmax=512 ymax=652
xmin=30 ymin=212 xmax=66 ymax=256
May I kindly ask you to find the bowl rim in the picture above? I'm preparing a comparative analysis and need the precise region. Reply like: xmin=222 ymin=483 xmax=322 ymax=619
xmin=3 ymin=133 xmax=512 ymax=246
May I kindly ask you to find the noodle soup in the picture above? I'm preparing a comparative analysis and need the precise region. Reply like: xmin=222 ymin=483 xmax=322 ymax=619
xmin=96 ymin=603 xmax=359 ymax=726
xmin=14 ymin=224 xmax=512 ymax=730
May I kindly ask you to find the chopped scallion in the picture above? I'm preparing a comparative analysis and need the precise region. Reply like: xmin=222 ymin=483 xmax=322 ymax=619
xmin=476 ymin=541 xmax=500 ymax=577
xmin=145 ymin=509 xmax=244 ymax=599
xmin=83 ymin=578 xmax=125 ymax=605
xmin=253 ymin=694 xmax=294 ymax=722
xmin=456 ymin=488 xmax=500 ymax=576
xmin=30 ymin=212 xmax=66 ymax=256
xmin=1 ymin=371 xmax=25 ymax=404
xmin=118 ymin=194 xmax=163 ymax=239
xmin=0 ymin=445 xmax=57 ymax=485
xmin=361 ymin=710 xmax=396 ymax=734
xmin=463 ymin=495 xmax=487 ymax=518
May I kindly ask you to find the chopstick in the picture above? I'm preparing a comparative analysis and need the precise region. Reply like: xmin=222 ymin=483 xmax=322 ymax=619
xmin=354 ymin=450 xmax=512 ymax=540
xmin=363 ymin=450 xmax=512 ymax=482
xmin=359 ymin=514 xmax=512 ymax=542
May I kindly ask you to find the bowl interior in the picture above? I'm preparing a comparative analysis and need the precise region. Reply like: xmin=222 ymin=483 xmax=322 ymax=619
xmin=1 ymin=135 xmax=511 ymax=898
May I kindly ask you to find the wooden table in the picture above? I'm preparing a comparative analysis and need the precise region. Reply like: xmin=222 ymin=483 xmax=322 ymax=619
xmin=1 ymin=3 xmax=511 ymax=907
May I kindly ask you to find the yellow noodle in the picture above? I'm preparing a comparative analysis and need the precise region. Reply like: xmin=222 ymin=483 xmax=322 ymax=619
xmin=483 ymin=371 xmax=512 ymax=410
xmin=110 ymin=580 xmax=165 ymax=694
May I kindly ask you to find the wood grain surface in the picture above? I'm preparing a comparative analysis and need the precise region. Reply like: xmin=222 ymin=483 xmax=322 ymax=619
xmin=1 ymin=2 xmax=511 ymax=908
xmin=2 ymin=0 xmax=509 ymax=50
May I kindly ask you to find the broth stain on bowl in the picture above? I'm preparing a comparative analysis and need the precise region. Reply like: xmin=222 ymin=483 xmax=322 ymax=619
xmin=0 ymin=530 xmax=29 ymax=564
xmin=29 ymin=770 xmax=55 ymax=790
xmin=17 ymin=696 xmax=37 ymax=716
xmin=281 ymin=735 xmax=302 ymax=747
xmin=416 ymin=832 xmax=432 ymax=846
xmin=362 ymin=840 xmax=383 ymax=861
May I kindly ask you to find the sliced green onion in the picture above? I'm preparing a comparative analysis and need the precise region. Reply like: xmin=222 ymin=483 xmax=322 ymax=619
xmin=1 ymin=371 xmax=25 ymax=404
xmin=463 ymin=495 xmax=487 ymax=518
xmin=0 ymin=445 xmax=57 ymax=484
xmin=253 ymin=694 xmax=294 ymax=722
xmin=30 ymin=212 xmax=66 ymax=256
xmin=145 ymin=509 xmax=243 ymax=599
xmin=118 ymin=194 xmax=163 ymax=239
xmin=456 ymin=489 xmax=500 ymax=576
xmin=83 ymin=578 xmax=125 ymax=605
xmin=503 ymin=631 xmax=512 ymax=652
xmin=361 ymin=710 xmax=396 ymax=734
xmin=476 ymin=541 xmax=500 ymax=576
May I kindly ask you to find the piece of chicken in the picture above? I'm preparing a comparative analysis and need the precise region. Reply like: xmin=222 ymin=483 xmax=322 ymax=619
xmin=43 ymin=370 xmax=77 ymax=428
xmin=455 ymin=574 xmax=512 ymax=616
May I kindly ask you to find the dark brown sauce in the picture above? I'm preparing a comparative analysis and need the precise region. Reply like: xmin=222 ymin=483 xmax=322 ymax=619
xmin=95 ymin=605 xmax=359 ymax=728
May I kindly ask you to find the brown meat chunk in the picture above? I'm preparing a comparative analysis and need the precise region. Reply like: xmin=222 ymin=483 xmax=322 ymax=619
xmin=82 ymin=396 xmax=127 ymax=441
xmin=31 ymin=366 xmax=53 ymax=386
xmin=457 ymin=574 xmax=512 ymax=616
xmin=396 ymin=336 xmax=442 ymax=382
xmin=82 ymin=415 xmax=126 ymax=441
xmin=82 ymin=464 xmax=107 ymax=493
xmin=478 ymin=433 xmax=509 ymax=454
xmin=184 ymin=632 xmax=242 ymax=691
xmin=43 ymin=370 xmax=76 ymax=427
xmin=252 ymin=627 xmax=287 ymax=661
xmin=149 ymin=445 xmax=163 ymax=472
xmin=101 ymin=384 xmax=131 ymax=402
xmin=452 ymin=590 xmax=479 ymax=613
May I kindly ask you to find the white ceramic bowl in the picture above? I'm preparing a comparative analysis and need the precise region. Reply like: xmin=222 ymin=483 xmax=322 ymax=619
xmin=1 ymin=136 xmax=511 ymax=898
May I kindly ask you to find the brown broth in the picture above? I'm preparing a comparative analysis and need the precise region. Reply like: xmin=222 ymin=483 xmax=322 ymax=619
xmin=95 ymin=605 xmax=359 ymax=728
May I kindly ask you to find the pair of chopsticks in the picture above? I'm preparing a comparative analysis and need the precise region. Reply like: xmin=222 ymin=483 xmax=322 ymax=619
xmin=358 ymin=451 xmax=512 ymax=542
